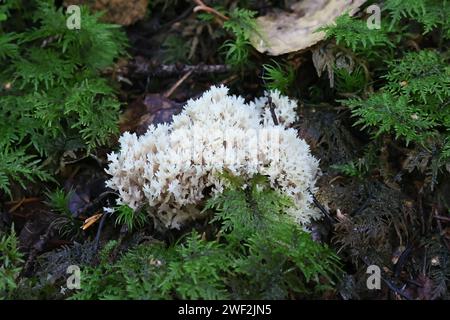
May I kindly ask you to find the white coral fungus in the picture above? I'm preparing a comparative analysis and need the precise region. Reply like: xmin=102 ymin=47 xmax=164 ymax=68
xmin=106 ymin=85 xmax=320 ymax=229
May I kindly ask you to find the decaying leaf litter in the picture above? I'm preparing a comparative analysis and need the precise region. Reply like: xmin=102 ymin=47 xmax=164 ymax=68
xmin=1 ymin=0 xmax=449 ymax=300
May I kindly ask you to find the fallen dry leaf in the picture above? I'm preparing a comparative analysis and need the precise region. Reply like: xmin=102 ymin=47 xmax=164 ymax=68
xmin=64 ymin=0 xmax=148 ymax=26
xmin=120 ymin=94 xmax=183 ymax=135
xmin=81 ymin=213 xmax=103 ymax=231
xmin=312 ymin=43 xmax=356 ymax=87
xmin=250 ymin=0 xmax=367 ymax=56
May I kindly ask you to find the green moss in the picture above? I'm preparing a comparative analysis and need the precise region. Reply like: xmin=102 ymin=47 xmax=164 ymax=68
xmin=323 ymin=0 xmax=450 ymax=185
xmin=0 ymin=227 xmax=24 ymax=299
xmin=0 ymin=0 xmax=127 ymax=196
xmin=72 ymin=174 xmax=341 ymax=300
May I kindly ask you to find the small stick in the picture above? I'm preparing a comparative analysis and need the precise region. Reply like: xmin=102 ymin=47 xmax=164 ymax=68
xmin=267 ymin=95 xmax=279 ymax=126
xmin=328 ymin=175 xmax=344 ymax=184
xmin=164 ymin=69 xmax=194 ymax=98
xmin=220 ymin=74 xmax=239 ymax=85
xmin=132 ymin=60 xmax=231 ymax=77
xmin=381 ymin=277 xmax=412 ymax=300
xmin=8 ymin=198 xmax=26 ymax=213
xmin=260 ymin=68 xmax=279 ymax=126
xmin=434 ymin=215 xmax=450 ymax=222
xmin=73 ymin=190 xmax=117 ymax=218
xmin=192 ymin=0 xmax=229 ymax=21
xmin=394 ymin=244 xmax=413 ymax=278
xmin=6 ymin=197 xmax=40 ymax=206
xmin=307 ymin=188 xmax=336 ymax=224
xmin=94 ymin=211 xmax=111 ymax=251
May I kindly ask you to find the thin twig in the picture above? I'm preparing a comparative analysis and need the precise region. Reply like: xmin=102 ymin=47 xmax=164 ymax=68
xmin=164 ymin=69 xmax=194 ymax=98
xmin=6 ymin=197 xmax=40 ymax=207
xmin=192 ymin=0 xmax=229 ymax=21
xmin=267 ymin=96 xmax=279 ymax=126
xmin=308 ymin=188 xmax=337 ymax=224
xmin=434 ymin=215 xmax=450 ymax=222
xmin=73 ymin=191 xmax=117 ymax=218
xmin=8 ymin=198 xmax=26 ymax=213
xmin=381 ymin=277 xmax=412 ymax=300
xmin=131 ymin=58 xmax=231 ymax=77
xmin=219 ymin=74 xmax=239 ymax=85
xmin=394 ymin=244 xmax=413 ymax=278
xmin=94 ymin=211 xmax=111 ymax=251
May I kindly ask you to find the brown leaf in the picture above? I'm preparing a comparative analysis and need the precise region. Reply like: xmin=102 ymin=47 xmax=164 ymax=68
xmin=119 ymin=94 xmax=183 ymax=135
xmin=81 ymin=213 xmax=103 ymax=231
xmin=250 ymin=0 xmax=367 ymax=55
xmin=416 ymin=274 xmax=434 ymax=300
xmin=312 ymin=44 xmax=356 ymax=87
xmin=64 ymin=0 xmax=149 ymax=26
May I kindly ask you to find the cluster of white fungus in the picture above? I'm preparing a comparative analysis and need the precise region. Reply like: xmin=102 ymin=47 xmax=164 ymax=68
xmin=106 ymin=85 xmax=321 ymax=229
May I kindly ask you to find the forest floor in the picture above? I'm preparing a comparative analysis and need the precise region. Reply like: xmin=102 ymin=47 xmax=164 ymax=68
xmin=1 ymin=0 xmax=449 ymax=300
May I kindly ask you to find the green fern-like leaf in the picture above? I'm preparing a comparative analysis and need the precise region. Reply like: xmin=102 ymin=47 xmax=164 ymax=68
xmin=223 ymin=8 xmax=258 ymax=41
xmin=15 ymin=48 xmax=75 ymax=90
xmin=320 ymin=13 xmax=393 ymax=52
xmin=0 ymin=1 xmax=126 ymax=193
xmin=346 ymin=93 xmax=436 ymax=144
xmin=220 ymin=8 xmax=258 ymax=67
xmin=384 ymin=50 xmax=450 ymax=105
xmin=262 ymin=60 xmax=295 ymax=94
xmin=0 ymin=33 xmax=19 ymax=60
xmin=385 ymin=0 xmax=449 ymax=34
xmin=73 ymin=173 xmax=341 ymax=300
xmin=0 ymin=226 xmax=24 ymax=299
xmin=115 ymin=205 xmax=148 ymax=231
xmin=0 ymin=146 xmax=52 ymax=197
